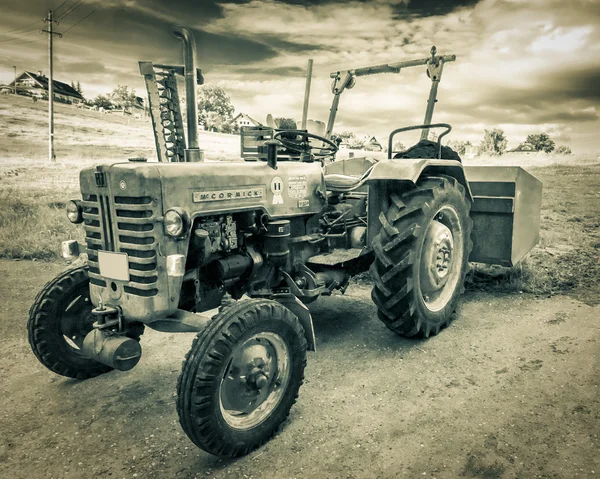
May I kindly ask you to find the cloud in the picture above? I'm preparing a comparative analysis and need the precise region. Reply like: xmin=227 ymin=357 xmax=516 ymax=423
xmin=0 ymin=0 xmax=598 ymax=151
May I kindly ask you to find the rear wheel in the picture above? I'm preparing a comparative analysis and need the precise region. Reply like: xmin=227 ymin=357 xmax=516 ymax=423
xmin=177 ymin=299 xmax=307 ymax=457
xmin=370 ymin=176 xmax=473 ymax=337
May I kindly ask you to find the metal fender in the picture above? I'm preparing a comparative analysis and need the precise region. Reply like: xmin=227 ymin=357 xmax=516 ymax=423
xmin=366 ymin=158 xmax=472 ymax=201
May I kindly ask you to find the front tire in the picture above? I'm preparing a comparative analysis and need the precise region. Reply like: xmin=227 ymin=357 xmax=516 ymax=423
xmin=371 ymin=176 xmax=473 ymax=337
xmin=28 ymin=266 xmax=113 ymax=379
xmin=177 ymin=299 xmax=307 ymax=457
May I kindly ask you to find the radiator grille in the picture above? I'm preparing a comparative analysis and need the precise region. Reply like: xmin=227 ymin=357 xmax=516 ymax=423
xmin=83 ymin=193 xmax=159 ymax=297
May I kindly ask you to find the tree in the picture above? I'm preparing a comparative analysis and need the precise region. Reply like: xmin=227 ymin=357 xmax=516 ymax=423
xmin=334 ymin=131 xmax=364 ymax=149
xmin=525 ymin=133 xmax=555 ymax=153
xmin=392 ymin=141 xmax=406 ymax=152
xmin=92 ymin=94 xmax=113 ymax=110
xmin=197 ymin=85 xmax=235 ymax=132
xmin=76 ymin=81 xmax=83 ymax=96
xmin=448 ymin=140 xmax=472 ymax=156
xmin=555 ymin=145 xmax=572 ymax=155
xmin=110 ymin=85 xmax=137 ymax=109
xmin=478 ymin=128 xmax=507 ymax=156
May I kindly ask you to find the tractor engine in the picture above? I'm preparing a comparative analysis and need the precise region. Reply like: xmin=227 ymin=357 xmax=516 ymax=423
xmin=75 ymin=159 xmax=365 ymax=330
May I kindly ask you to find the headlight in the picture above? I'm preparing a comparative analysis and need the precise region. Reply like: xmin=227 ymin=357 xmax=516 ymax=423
xmin=164 ymin=208 xmax=188 ymax=237
xmin=66 ymin=200 xmax=83 ymax=224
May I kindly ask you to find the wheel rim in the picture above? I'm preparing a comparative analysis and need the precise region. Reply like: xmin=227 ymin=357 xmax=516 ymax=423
xmin=419 ymin=205 xmax=464 ymax=312
xmin=58 ymin=288 xmax=95 ymax=352
xmin=219 ymin=332 xmax=291 ymax=430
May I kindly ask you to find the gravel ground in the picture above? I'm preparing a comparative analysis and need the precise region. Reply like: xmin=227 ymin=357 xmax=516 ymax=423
xmin=1 ymin=260 xmax=598 ymax=479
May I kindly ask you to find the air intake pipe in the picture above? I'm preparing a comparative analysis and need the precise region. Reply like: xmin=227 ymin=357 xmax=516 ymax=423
xmin=171 ymin=25 xmax=203 ymax=162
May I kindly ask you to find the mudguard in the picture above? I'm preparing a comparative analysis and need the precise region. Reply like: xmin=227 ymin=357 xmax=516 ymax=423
xmin=365 ymin=158 xmax=472 ymax=247
xmin=366 ymin=158 xmax=472 ymax=200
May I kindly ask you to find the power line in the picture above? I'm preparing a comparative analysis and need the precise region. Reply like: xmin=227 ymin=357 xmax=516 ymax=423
xmin=58 ymin=0 xmax=85 ymax=22
xmin=53 ymin=0 xmax=71 ymax=15
xmin=0 ymin=19 xmax=43 ymax=36
xmin=62 ymin=7 xmax=97 ymax=34
xmin=0 ymin=28 xmax=42 ymax=43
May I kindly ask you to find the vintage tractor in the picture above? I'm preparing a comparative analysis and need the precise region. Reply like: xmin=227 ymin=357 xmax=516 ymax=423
xmin=27 ymin=27 xmax=542 ymax=457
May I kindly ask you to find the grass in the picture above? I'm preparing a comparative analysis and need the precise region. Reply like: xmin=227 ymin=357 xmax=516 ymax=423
xmin=1 ymin=93 xmax=599 ymax=303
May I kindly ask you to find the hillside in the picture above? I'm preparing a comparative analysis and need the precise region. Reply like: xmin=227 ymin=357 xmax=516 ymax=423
xmin=0 ymin=93 xmax=240 ymax=163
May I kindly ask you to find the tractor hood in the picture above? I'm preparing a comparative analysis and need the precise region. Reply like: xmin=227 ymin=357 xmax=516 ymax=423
xmin=80 ymin=160 xmax=327 ymax=219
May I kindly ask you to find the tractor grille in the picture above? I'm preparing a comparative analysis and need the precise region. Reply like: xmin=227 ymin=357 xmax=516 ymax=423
xmin=82 ymin=194 xmax=159 ymax=297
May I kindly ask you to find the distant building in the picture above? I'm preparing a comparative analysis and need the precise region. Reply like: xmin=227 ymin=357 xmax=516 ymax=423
xmin=361 ymin=135 xmax=383 ymax=152
xmin=7 ymin=71 xmax=84 ymax=104
xmin=509 ymin=143 xmax=536 ymax=154
xmin=231 ymin=113 xmax=261 ymax=129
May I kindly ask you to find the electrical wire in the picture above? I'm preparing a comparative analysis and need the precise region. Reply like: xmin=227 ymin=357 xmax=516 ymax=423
xmin=0 ymin=28 xmax=42 ymax=43
xmin=62 ymin=7 xmax=97 ymax=34
xmin=57 ymin=0 xmax=85 ymax=22
xmin=0 ymin=19 xmax=43 ymax=36
xmin=53 ymin=0 xmax=71 ymax=15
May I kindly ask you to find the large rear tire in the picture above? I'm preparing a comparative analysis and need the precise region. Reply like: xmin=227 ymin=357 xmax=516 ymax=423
xmin=370 ymin=176 xmax=473 ymax=337
xmin=177 ymin=299 xmax=307 ymax=457
xmin=28 ymin=266 xmax=113 ymax=379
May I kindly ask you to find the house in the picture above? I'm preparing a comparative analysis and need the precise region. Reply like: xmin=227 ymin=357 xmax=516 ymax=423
xmin=509 ymin=143 xmax=536 ymax=154
xmin=231 ymin=113 xmax=262 ymax=129
xmin=361 ymin=135 xmax=383 ymax=152
xmin=7 ymin=71 xmax=84 ymax=104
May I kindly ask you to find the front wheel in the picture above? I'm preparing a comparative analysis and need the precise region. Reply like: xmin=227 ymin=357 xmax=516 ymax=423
xmin=371 ymin=176 xmax=473 ymax=337
xmin=177 ymin=299 xmax=307 ymax=457
xmin=28 ymin=266 xmax=113 ymax=379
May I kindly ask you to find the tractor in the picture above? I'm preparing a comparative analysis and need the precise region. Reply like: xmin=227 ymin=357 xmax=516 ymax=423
xmin=27 ymin=26 xmax=542 ymax=457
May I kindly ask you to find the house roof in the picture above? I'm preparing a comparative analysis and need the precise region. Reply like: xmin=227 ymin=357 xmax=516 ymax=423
xmin=232 ymin=112 xmax=261 ymax=125
xmin=13 ymin=72 xmax=84 ymax=100
xmin=362 ymin=135 xmax=382 ymax=145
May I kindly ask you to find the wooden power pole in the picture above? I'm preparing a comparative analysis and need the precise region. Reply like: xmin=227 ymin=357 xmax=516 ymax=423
xmin=42 ymin=10 xmax=61 ymax=161
xmin=300 ymin=59 xmax=313 ymax=131
xmin=13 ymin=66 xmax=16 ymax=95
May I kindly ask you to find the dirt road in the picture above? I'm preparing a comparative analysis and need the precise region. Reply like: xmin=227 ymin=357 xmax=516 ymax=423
xmin=1 ymin=260 xmax=598 ymax=479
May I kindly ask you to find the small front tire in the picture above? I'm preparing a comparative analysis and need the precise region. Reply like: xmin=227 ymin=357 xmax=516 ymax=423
xmin=28 ymin=266 xmax=113 ymax=379
xmin=177 ymin=299 xmax=307 ymax=457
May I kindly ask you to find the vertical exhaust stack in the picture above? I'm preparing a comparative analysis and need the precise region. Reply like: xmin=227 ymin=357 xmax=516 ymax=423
xmin=171 ymin=26 xmax=203 ymax=162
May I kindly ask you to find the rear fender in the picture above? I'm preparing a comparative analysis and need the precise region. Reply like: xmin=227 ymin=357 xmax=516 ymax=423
xmin=366 ymin=159 xmax=471 ymax=244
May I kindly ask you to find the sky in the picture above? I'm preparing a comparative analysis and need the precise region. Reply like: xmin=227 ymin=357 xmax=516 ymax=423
xmin=1 ymin=0 xmax=599 ymax=152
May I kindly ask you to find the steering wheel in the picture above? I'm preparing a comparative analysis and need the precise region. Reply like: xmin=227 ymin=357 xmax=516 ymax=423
xmin=273 ymin=130 xmax=338 ymax=158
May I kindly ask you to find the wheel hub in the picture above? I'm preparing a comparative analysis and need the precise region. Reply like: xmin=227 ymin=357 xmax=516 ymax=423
xmin=420 ymin=219 xmax=454 ymax=294
xmin=220 ymin=333 xmax=290 ymax=429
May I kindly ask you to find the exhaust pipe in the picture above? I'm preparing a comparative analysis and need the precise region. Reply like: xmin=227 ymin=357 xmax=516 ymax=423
xmin=171 ymin=25 xmax=203 ymax=162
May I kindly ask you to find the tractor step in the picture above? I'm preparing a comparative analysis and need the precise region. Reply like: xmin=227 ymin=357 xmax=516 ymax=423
xmin=307 ymin=248 xmax=367 ymax=266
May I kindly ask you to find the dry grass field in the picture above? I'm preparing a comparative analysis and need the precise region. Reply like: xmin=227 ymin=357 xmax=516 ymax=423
xmin=1 ymin=93 xmax=599 ymax=302
xmin=1 ymin=94 xmax=599 ymax=479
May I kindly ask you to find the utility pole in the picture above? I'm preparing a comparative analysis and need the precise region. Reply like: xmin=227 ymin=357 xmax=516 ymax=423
xmin=301 ymin=59 xmax=313 ymax=131
xmin=42 ymin=10 xmax=61 ymax=162
xmin=13 ymin=66 xmax=16 ymax=95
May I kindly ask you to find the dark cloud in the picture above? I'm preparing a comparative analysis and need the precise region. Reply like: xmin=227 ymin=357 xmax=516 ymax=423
xmin=444 ymin=65 xmax=600 ymax=125
xmin=395 ymin=0 xmax=481 ymax=18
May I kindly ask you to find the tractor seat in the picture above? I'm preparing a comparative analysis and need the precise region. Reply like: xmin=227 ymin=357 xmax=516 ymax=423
xmin=323 ymin=156 xmax=378 ymax=191
xmin=324 ymin=173 xmax=364 ymax=190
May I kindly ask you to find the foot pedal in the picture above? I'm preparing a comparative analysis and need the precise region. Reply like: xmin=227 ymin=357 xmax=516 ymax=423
xmin=307 ymin=248 xmax=367 ymax=266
